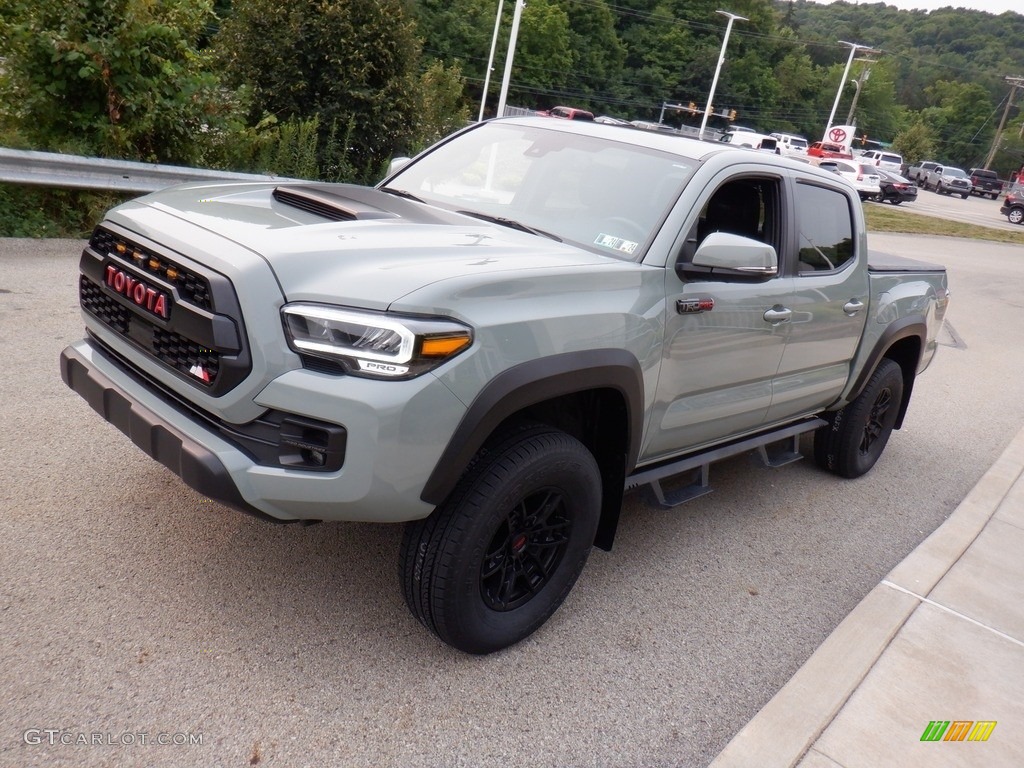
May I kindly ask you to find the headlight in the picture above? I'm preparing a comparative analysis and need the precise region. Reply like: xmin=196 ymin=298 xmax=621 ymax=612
xmin=282 ymin=303 xmax=472 ymax=379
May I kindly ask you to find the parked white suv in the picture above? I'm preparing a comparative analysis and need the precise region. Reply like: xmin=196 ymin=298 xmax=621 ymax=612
xmin=861 ymin=149 xmax=903 ymax=173
xmin=770 ymin=132 xmax=809 ymax=157
xmin=718 ymin=130 xmax=778 ymax=152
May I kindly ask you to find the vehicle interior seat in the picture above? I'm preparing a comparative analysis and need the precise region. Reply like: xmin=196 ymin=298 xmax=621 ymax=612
xmin=698 ymin=182 xmax=762 ymax=243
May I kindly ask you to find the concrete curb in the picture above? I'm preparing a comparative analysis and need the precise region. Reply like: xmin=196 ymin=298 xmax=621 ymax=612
xmin=708 ymin=423 xmax=1024 ymax=768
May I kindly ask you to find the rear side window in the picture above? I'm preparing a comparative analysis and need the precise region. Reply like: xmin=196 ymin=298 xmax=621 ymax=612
xmin=795 ymin=183 xmax=855 ymax=273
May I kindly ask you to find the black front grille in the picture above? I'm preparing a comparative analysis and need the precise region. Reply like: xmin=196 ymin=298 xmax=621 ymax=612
xmin=153 ymin=328 xmax=221 ymax=384
xmin=89 ymin=227 xmax=212 ymax=309
xmin=80 ymin=278 xmax=130 ymax=335
xmin=80 ymin=225 xmax=251 ymax=396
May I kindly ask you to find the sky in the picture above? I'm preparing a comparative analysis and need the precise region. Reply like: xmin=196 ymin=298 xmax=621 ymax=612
xmin=804 ymin=0 xmax=1021 ymax=14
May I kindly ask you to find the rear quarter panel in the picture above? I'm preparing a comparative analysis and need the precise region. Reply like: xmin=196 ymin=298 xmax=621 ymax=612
xmin=842 ymin=256 xmax=949 ymax=406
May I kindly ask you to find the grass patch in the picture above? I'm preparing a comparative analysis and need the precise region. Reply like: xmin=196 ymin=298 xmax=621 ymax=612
xmin=864 ymin=202 xmax=1024 ymax=245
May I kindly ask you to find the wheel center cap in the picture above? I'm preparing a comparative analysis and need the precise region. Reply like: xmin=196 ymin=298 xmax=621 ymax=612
xmin=511 ymin=533 xmax=528 ymax=554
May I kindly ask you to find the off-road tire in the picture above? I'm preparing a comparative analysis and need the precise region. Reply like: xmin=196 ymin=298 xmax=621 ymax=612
xmin=814 ymin=359 xmax=904 ymax=479
xmin=399 ymin=424 xmax=601 ymax=654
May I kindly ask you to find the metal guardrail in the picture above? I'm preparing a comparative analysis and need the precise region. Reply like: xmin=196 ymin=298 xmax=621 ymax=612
xmin=0 ymin=147 xmax=297 ymax=193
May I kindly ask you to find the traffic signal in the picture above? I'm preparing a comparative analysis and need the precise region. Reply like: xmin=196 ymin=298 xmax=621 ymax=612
xmin=728 ymin=109 xmax=737 ymax=121
xmin=689 ymin=101 xmax=697 ymax=113
xmin=860 ymin=134 xmax=868 ymax=146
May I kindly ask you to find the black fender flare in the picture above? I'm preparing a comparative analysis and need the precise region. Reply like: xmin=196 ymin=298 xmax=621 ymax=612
xmin=848 ymin=315 xmax=928 ymax=429
xmin=420 ymin=350 xmax=645 ymax=506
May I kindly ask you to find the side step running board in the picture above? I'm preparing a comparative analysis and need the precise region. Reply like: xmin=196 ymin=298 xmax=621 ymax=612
xmin=625 ymin=418 xmax=827 ymax=508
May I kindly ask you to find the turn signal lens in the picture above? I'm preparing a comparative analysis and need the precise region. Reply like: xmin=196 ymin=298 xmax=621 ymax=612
xmin=421 ymin=335 xmax=472 ymax=358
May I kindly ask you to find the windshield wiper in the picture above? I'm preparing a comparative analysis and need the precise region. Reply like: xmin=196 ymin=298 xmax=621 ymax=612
xmin=455 ymin=210 xmax=562 ymax=242
xmin=380 ymin=186 xmax=425 ymax=203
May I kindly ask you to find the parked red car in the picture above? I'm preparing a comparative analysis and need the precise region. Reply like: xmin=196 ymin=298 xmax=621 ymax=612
xmin=539 ymin=106 xmax=595 ymax=121
xmin=807 ymin=141 xmax=853 ymax=160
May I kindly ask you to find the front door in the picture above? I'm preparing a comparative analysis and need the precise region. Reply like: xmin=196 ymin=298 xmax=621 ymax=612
xmin=642 ymin=175 xmax=794 ymax=461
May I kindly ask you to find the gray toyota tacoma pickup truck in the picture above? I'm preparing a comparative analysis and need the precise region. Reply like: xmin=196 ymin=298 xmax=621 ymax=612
xmin=61 ymin=117 xmax=949 ymax=654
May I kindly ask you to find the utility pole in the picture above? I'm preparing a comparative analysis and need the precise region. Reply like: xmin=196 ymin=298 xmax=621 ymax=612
xmin=983 ymin=76 xmax=1023 ymax=170
xmin=845 ymin=57 xmax=877 ymax=126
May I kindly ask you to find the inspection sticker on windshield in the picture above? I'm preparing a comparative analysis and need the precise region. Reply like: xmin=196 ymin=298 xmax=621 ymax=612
xmin=595 ymin=233 xmax=638 ymax=254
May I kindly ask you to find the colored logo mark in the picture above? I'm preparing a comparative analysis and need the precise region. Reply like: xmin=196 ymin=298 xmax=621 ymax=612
xmin=920 ymin=720 xmax=997 ymax=742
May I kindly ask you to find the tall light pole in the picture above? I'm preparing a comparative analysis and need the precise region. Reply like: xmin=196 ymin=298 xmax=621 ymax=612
xmin=478 ymin=0 xmax=506 ymax=122
xmin=495 ymin=0 xmax=525 ymax=119
xmin=825 ymin=41 xmax=878 ymax=137
xmin=699 ymin=10 xmax=747 ymax=140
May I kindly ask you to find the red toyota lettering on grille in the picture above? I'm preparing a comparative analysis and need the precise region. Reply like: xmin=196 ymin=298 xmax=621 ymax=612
xmin=104 ymin=265 xmax=169 ymax=319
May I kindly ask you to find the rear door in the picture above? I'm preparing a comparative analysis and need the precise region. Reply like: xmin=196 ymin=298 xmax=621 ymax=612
xmin=764 ymin=178 xmax=869 ymax=421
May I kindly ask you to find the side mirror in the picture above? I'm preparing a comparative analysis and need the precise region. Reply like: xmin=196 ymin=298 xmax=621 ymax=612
xmin=387 ymin=157 xmax=412 ymax=176
xmin=684 ymin=232 xmax=778 ymax=279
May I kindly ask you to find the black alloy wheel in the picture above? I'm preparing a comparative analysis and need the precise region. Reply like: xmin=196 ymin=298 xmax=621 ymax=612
xmin=480 ymin=488 xmax=572 ymax=611
xmin=814 ymin=359 xmax=904 ymax=479
xmin=400 ymin=423 xmax=601 ymax=654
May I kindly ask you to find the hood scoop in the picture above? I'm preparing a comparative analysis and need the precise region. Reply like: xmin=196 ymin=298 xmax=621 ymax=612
xmin=272 ymin=185 xmax=401 ymax=222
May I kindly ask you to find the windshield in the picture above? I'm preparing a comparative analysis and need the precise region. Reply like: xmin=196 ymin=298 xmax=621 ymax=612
xmin=383 ymin=122 xmax=695 ymax=260
xmin=945 ymin=168 xmax=968 ymax=177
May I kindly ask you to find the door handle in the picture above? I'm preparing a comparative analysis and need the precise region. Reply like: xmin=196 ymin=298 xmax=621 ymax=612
xmin=843 ymin=299 xmax=865 ymax=316
xmin=763 ymin=305 xmax=792 ymax=325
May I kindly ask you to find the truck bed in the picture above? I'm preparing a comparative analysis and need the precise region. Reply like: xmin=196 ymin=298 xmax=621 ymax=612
xmin=868 ymin=251 xmax=946 ymax=273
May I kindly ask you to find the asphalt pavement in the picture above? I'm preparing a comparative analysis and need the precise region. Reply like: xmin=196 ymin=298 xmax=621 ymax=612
xmin=1 ymin=231 xmax=1023 ymax=767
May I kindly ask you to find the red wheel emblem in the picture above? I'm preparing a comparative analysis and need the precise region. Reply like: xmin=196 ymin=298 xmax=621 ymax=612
xmin=829 ymin=128 xmax=847 ymax=143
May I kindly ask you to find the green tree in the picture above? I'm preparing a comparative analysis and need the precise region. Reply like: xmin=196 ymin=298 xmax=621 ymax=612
xmin=921 ymin=80 xmax=996 ymax=167
xmin=216 ymin=0 xmax=423 ymax=182
xmin=0 ymin=0 xmax=235 ymax=163
xmin=414 ymin=60 xmax=472 ymax=152
xmin=840 ymin=59 xmax=903 ymax=144
xmin=511 ymin=0 xmax=574 ymax=102
xmin=552 ymin=0 xmax=626 ymax=111
xmin=768 ymin=47 xmax=829 ymax=137
xmin=891 ymin=120 xmax=936 ymax=166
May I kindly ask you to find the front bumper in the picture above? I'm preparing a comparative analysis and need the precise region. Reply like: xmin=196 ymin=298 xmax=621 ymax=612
xmin=61 ymin=339 xmax=466 ymax=523
xmin=61 ymin=342 xmax=274 ymax=521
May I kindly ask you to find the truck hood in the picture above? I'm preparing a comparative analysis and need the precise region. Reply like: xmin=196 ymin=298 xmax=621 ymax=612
xmin=127 ymin=181 xmax=624 ymax=309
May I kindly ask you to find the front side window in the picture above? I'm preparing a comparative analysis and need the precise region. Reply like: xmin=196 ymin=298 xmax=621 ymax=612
xmin=675 ymin=176 xmax=781 ymax=276
xmin=795 ymin=183 xmax=855 ymax=272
